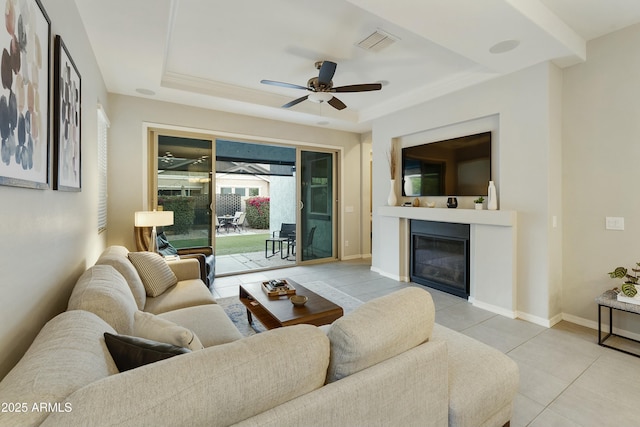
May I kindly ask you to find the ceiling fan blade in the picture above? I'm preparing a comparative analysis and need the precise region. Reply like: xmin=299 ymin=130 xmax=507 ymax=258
xmin=327 ymin=96 xmax=346 ymax=110
xmin=318 ymin=61 xmax=337 ymax=86
xmin=332 ymin=83 xmax=382 ymax=93
xmin=282 ymin=95 xmax=309 ymax=108
xmin=261 ymin=79 xmax=308 ymax=91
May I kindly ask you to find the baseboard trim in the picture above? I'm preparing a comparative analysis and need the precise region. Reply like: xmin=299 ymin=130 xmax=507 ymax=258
xmin=341 ymin=254 xmax=363 ymax=261
xmin=470 ymin=298 xmax=517 ymax=319
xmin=515 ymin=311 xmax=562 ymax=328
xmin=562 ymin=312 xmax=640 ymax=342
xmin=370 ymin=266 xmax=401 ymax=281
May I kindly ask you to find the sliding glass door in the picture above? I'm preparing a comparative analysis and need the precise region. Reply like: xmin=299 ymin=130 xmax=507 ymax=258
xmin=155 ymin=135 xmax=213 ymax=248
xmin=148 ymin=129 xmax=339 ymax=273
xmin=299 ymin=149 xmax=337 ymax=262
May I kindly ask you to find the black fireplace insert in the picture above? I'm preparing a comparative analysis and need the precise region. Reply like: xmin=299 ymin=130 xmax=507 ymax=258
xmin=410 ymin=220 xmax=470 ymax=299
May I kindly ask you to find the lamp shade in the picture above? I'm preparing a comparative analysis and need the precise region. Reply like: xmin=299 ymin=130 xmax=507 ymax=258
xmin=134 ymin=211 xmax=174 ymax=227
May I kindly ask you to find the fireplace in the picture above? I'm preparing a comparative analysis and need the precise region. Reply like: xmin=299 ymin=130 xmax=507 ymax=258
xmin=410 ymin=220 xmax=470 ymax=299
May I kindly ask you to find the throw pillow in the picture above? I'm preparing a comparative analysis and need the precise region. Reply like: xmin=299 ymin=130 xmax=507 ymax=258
xmin=104 ymin=332 xmax=191 ymax=372
xmin=134 ymin=311 xmax=204 ymax=351
xmin=128 ymin=251 xmax=178 ymax=297
xmin=326 ymin=287 xmax=435 ymax=383
xmin=157 ymin=231 xmax=178 ymax=256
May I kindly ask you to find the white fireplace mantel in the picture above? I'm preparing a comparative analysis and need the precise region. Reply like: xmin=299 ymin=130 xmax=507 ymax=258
xmin=376 ymin=206 xmax=518 ymax=318
xmin=377 ymin=206 xmax=516 ymax=227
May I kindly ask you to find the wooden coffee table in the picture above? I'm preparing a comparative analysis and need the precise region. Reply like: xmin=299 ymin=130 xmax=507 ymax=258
xmin=239 ymin=279 xmax=343 ymax=330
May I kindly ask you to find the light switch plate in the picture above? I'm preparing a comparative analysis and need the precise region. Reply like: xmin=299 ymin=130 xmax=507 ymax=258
xmin=605 ymin=217 xmax=625 ymax=230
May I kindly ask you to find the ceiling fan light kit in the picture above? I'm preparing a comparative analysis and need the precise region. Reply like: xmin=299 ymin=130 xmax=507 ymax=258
xmin=308 ymin=92 xmax=333 ymax=103
xmin=261 ymin=60 xmax=382 ymax=111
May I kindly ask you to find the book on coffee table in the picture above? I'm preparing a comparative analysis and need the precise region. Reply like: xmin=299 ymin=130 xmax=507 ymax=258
xmin=262 ymin=279 xmax=296 ymax=296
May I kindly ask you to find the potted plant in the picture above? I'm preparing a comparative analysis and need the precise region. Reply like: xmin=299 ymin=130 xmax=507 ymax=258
xmin=609 ymin=263 xmax=640 ymax=299
xmin=474 ymin=196 xmax=485 ymax=210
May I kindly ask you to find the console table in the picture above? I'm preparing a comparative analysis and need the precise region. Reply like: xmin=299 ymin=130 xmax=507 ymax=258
xmin=596 ymin=289 xmax=640 ymax=358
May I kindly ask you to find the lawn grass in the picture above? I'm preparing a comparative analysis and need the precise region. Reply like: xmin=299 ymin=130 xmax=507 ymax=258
xmin=171 ymin=232 xmax=269 ymax=256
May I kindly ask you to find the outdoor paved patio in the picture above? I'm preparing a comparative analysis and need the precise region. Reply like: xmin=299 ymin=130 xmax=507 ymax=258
xmin=216 ymin=250 xmax=294 ymax=276
xmin=169 ymin=225 xmax=296 ymax=275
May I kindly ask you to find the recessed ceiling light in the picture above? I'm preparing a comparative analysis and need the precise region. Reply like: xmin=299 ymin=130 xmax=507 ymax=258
xmin=136 ymin=88 xmax=156 ymax=96
xmin=489 ymin=39 xmax=520 ymax=54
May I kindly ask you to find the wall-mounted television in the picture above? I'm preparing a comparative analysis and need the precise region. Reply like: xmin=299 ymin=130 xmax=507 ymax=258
xmin=401 ymin=132 xmax=491 ymax=197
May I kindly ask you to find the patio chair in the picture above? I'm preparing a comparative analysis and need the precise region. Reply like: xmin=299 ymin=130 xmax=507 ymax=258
xmin=231 ymin=212 xmax=246 ymax=232
xmin=289 ymin=226 xmax=316 ymax=258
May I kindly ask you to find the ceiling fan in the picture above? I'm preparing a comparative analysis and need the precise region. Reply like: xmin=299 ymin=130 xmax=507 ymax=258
xmin=260 ymin=60 xmax=381 ymax=110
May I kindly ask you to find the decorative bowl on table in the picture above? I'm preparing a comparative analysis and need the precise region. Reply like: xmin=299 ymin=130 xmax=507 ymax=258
xmin=290 ymin=295 xmax=308 ymax=306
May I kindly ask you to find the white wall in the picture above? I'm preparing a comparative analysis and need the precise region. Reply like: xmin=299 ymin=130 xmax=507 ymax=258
xmin=371 ymin=62 xmax=563 ymax=324
xmin=270 ymin=175 xmax=296 ymax=234
xmin=562 ymin=24 xmax=640 ymax=334
xmin=0 ymin=0 xmax=109 ymax=379
xmin=359 ymin=132 xmax=373 ymax=258
xmin=106 ymin=95 xmax=364 ymax=260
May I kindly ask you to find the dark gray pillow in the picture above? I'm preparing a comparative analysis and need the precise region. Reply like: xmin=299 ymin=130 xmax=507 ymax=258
xmin=157 ymin=231 xmax=178 ymax=256
xmin=104 ymin=332 xmax=190 ymax=372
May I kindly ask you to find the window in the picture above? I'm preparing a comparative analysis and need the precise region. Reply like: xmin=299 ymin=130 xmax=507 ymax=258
xmin=234 ymin=188 xmax=246 ymax=196
xmin=249 ymin=187 xmax=259 ymax=196
xmin=221 ymin=187 xmax=232 ymax=194
xmin=309 ymin=157 xmax=330 ymax=215
xmin=97 ymin=105 xmax=110 ymax=232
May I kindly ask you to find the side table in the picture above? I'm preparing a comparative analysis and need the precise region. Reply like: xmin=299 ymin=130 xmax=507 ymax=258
xmin=264 ymin=237 xmax=286 ymax=258
xmin=596 ymin=289 xmax=640 ymax=358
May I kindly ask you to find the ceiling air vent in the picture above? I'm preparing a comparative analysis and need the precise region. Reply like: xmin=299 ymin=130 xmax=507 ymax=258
xmin=356 ymin=29 xmax=398 ymax=52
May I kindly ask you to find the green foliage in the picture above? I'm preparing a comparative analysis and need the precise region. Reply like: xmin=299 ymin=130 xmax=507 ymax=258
xmin=474 ymin=196 xmax=485 ymax=204
xmin=214 ymin=233 xmax=269 ymax=255
xmin=609 ymin=267 xmax=627 ymax=279
xmin=609 ymin=262 xmax=640 ymax=297
xmin=159 ymin=196 xmax=195 ymax=234
xmin=245 ymin=197 xmax=270 ymax=229
xmin=622 ymin=283 xmax=638 ymax=297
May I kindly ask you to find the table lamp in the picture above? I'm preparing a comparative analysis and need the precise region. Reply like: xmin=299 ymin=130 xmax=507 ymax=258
xmin=134 ymin=210 xmax=174 ymax=253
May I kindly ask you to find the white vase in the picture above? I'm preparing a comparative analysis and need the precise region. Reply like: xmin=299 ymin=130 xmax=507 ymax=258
xmin=487 ymin=181 xmax=497 ymax=210
xmin=387 ymin=179 xmax=398 ymax=206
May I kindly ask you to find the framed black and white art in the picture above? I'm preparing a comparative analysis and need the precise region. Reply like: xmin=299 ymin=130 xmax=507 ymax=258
xmin=54 ymin=35 xmax=81 ymax=191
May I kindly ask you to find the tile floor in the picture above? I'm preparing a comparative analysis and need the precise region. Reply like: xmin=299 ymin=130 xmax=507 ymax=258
xmin=212 ymin=259 xmax=640 ymax=427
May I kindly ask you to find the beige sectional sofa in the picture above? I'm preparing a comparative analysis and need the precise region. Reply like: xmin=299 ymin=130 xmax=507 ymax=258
xmin=0 ymin=245 xmax=519 ymax=427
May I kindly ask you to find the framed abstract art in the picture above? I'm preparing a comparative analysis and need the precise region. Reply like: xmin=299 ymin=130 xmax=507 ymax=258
xmin=0 ymin=0 xmax=51 ymax=189
xmin=53 ymin=34 xmax=81 ymax=191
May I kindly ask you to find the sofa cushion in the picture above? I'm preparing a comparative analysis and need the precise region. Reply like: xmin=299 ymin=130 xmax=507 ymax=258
xmin=134 ymin=310 xmax=203 ymax=350
xmin=0 ymin=311 xmax=117 ymax=427
xmin=158 ymin=304 xmax=242 ymax=347
xmin=326 ymin=287 xmax=435 ymax=383
xmin=431 ymin=324 xmax=519 ymax=427
xmin=128 ymin=251 xmax=178 ymax=297
xmin=68 ymin=265 xmax=138 ymax=335
xmin=143 ymin=279 xmax=216 ymax=314
xmin=104 ymin=333 xmax=191 ymax=372
xmin=42 ymin=325 xmax=330 ymax=427
xmin=96 ymin=245 xmax=146 ymax=310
